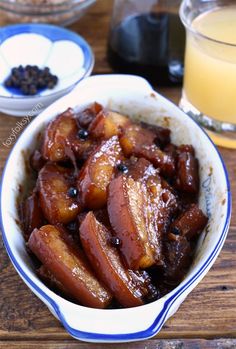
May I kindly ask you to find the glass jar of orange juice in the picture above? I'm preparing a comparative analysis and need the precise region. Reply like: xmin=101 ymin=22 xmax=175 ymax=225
xmin=179 ymin=0 xmax=236 ymax=148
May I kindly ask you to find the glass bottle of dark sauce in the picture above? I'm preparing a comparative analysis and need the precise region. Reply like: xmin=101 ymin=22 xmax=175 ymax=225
xmin=107 ymin=1 xmax=185 ymax=86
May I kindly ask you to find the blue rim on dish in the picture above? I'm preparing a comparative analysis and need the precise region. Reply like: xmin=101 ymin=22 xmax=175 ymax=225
xmin=0 ymin=89 xmax=231 ymax=342
xmin=0 ymin=23 xmax=94 ymax=99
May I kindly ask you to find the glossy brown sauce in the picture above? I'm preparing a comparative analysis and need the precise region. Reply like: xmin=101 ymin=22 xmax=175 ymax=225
xmin=20 ymin=102 xmax=208 ymax=309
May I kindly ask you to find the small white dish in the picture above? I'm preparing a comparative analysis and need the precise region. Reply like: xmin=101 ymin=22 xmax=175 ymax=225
xmin=0 ymin=23 xmax=94 ymax=116
xmin=0 ymin=75 xmax=231 ymax=342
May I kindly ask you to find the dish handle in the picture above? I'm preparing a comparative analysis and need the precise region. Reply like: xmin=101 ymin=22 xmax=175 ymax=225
xmin=73 ymin=74 xmax=153 ymax=95
xmin=51 ymin=295 xmax=168 ymax=342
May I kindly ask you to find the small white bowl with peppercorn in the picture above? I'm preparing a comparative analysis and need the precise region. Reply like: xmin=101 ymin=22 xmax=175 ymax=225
xmin=0 ymin=23 xmax=94 ymax=116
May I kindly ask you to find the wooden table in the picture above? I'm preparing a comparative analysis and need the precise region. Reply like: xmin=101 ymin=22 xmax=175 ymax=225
xmin=0 ymin=1 xmax=235 ymax=348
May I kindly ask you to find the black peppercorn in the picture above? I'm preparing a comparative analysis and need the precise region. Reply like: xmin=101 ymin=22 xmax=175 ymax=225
xmin=21 ymin=85 xmax=29 ymax=95
xmin=29 ymin=85 xmax=37 ymax=95
xmin=43 ymin=67 xmax=50 ymax=74
xmin=12 ymin=67 xmax=18 ymax=76
xmin=38 ymin=78 xmax=45 ymax=87
xmin=78 ymin=129 xmax=89 ymax=140
xmin=109 ymin=237 xmax=122 ymax=247
xmin=68 ymin=187 xmax=78 ymax=198
xmin=5 ymin=78 xmax=12 ymax=87
xmin=172 ymin=226 xmax=181 ymax=235
xmin=52 ymin=75 xmax=58 ymax=83
xmin=4 ymin=65 xmax=58 ymax=96
xmin=117 ymin=163 xmax=128 ymax=174
xmin=66 ymin=221 xmax=78 ymax=232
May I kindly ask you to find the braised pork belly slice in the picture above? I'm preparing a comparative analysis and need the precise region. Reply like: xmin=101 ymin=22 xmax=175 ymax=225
xmin=38 ymin=163 xmax=81 ymax=224
xmin=119 ymin=124 xmax=175 ymax=177
xmin=108 ymin=158 xmax=178 ymax=270
xmin=77 ymin=136 xmax=123 ymax=209
xmin=80 ymin=212 xmax=157 ymax=307
xmin=29 ymin=225 xmax=112 ymax=308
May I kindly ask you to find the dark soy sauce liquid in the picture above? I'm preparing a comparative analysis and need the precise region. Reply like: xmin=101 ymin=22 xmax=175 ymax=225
xmin=107 ymin=12 xmax=185 ymax=85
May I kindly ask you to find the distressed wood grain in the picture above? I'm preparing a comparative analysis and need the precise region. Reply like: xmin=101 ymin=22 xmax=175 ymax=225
xmin=0 ymin=339 xmax=236 ymax=349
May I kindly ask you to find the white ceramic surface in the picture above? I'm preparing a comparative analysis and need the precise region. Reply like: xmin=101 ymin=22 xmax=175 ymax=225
xmin=0 ymin=24 xmax=94 ymax=116
xmin=0 ymin=75 xmax=231 ymax=343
